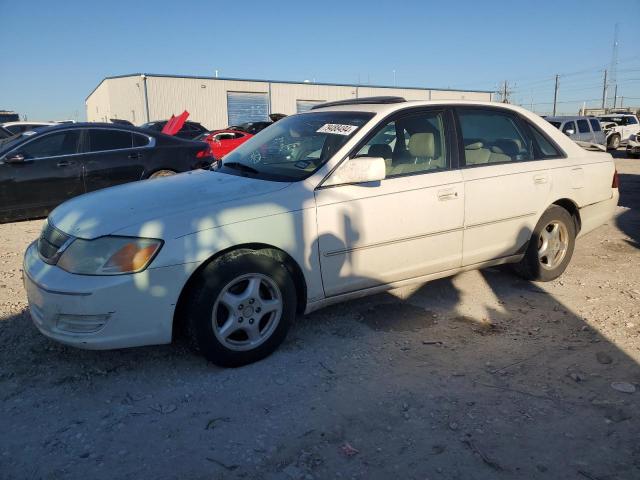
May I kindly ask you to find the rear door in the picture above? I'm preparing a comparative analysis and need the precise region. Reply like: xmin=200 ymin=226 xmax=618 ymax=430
xmin=82 ymin=128 xmax=148 ymax=192
xmin=0 ymin=129 xmax=83 ymax=219
xmin=576 ymin=119 xmax=594 ymax=143
xmin=456 ymin=107 xmax=552 ymax=266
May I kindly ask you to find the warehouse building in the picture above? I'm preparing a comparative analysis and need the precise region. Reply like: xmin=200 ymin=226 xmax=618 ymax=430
xmin=85 ymin=73 xmax=493 ymax=130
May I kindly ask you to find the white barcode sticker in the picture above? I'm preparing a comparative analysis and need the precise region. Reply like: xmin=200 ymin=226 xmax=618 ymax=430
xmin=316 ymin=123 xmax=359 ymax=136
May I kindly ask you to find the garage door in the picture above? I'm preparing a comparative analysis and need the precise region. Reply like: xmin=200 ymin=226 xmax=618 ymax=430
xmin=296 ymin=100 xmax=325 ymax=113
xmin=227 ymin=92 xmax=269 ymax=125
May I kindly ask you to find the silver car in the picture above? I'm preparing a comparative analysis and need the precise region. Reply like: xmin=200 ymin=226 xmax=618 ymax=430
xmin=546 ymin=116 xmax=606 ymax=147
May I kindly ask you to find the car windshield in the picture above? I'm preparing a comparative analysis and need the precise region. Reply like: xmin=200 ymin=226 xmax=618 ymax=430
xmin=216 ymin=111 xmax=374 ymax=182
xmin=599 ymin=117 xmax=623 ymax=125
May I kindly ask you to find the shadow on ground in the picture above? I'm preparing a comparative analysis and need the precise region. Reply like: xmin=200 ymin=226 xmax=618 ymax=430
xmin=0 ymin=156 xmax=639 ymax=479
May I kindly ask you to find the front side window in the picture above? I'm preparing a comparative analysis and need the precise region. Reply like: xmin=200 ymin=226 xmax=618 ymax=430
xmin=577 ymin=119 xmax=590 ymax=133
xmin=354 ymin=111 xmax=448 ymax=177
xmin=625 ymin=116 xmax=638 ymax=125
xmin=218 ymin=111 xmax=373 ymax=182
xmin=19 ymin=131 xmax=80 ymax=159
xmin=88 ymin=129 xmax=133 ymax=152
xmin=589 ymin=119 xmax=602 ymax=131
xmin=563 ymin=121 xmax=576 ymax=134
xmin=458 ymin=109 xmax=533 ymax=166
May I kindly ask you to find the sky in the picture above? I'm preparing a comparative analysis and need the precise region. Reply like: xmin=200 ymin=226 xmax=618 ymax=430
xmin=1 ymin=0 xmax=640 ymax=121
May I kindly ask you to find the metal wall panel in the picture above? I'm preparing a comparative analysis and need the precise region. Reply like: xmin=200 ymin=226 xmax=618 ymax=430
xmin=430 ymin=90 xmax=491 ymax=101
xmin=296 ymin=100 xmax=326 ymax=113
xmin=270 ymin=83 xmax=355 ymax=115
xmin=87 ymin=75 xmax=492 ymax=129
xmin=227 ymin=92 xmax=270 ymax=125
xmin=356 ymin=86 xmax=430 ymax=101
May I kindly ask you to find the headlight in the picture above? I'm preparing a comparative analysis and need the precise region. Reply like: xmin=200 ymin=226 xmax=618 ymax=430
xmin=57 ymin=236 xmax=163 ymax=275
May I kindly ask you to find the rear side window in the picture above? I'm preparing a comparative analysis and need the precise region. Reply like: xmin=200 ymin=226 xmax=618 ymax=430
xmin=589 ymin=119 xmax=601 ymax=132
xmin=457 ymin=109 xmax=533 ymax=165
xmin=527 ymin=125 xmax=562 ymax=159
xmin=626 ymin=116 xmax=638 ymax=125
xmin=88 ymin=129 xmax=133 ymax=152
xmin=20 ymin=131 xmax=81 ymax=159
xmin=577 ymin=120 xmax=590 ymax=133
xmin=133 ymin=133 xmax=151 ymax=147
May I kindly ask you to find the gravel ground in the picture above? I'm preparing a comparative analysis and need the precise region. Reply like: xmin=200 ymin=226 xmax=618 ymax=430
xmin=1 ymin=156 xmax=639 ymax=480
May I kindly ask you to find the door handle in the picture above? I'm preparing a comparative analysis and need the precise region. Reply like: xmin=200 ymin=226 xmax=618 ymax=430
xmin=128 ymin=152 xmax=142 ymax=160
xmin=533 ymin=174 xmax=548 ymax=184
xmin=56 ymin=160 xmax=75 ymax=167
xmin=437 ymin=188 xmax=458 ymax=201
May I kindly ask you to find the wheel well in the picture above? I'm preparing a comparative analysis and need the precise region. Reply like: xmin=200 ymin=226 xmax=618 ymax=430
xmin=552 ymin=198 xmax=581 ymax=233
xmin=172 ymin=243 xmax=308 ymax=340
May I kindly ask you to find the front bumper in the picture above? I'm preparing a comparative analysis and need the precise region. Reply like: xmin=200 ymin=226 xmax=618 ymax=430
xmin=626 ymin=139 xmax=640 ymax=154
xmin=23 ymin=241 xmax=190 ymax=350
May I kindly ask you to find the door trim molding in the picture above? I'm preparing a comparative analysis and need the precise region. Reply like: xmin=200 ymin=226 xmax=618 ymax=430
xmin=323 ymin=226 xmax=463 ymax=257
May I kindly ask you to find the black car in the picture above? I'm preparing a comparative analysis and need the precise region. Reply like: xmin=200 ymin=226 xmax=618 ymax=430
xmin=0 ymin=126 xmax=13 ymax=139
xmin=0 ymin=123 xmax=212 ymax=223
xmin=140 ymin=120 xmax=208 ymax=140
xmin=230 ymin=121 xmax=273 ymax=135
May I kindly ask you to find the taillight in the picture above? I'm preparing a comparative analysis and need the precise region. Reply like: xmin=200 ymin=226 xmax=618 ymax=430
xmin=612 ymin=169 xmax=619 ymax=188
xmin=196 ymin=146 xmax=213 ymax=159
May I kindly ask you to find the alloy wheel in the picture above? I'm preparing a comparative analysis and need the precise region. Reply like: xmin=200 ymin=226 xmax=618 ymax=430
xmin=211 ymin=273 xmax=283 ymax=351
xmin=537 ymin=221 xmax=569 ymax=270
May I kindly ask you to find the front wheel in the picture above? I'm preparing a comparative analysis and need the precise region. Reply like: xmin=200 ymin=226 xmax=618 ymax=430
xmin=609 ymin=134 xmax=621 ymax=150
xmin=513 ymin=206 xmax=576 ymax=282
xmin=185 ymin=250 xmax=297 ymax=367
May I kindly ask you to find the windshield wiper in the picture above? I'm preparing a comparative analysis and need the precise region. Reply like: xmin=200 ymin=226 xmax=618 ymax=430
xmin=222 ymin=162 xmax=259 ymax=174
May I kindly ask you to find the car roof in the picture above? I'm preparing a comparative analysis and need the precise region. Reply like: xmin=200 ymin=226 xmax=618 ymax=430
xmin=305 ymin=99 xmax=540 ymax=118
xmin=544 ymin=116 xmax=595 ymax=122
xmin=1 ymin=121 xmax=56 ymax=127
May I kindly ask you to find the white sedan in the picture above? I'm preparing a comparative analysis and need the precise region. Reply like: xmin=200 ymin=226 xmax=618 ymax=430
xmin=23 ymin=98 xmax=619 ymax=366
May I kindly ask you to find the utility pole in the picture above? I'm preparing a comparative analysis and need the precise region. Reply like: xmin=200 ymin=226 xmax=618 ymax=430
xmin=601 ymin=69 xmax=608 ymax=109
xmin=552 ymin=74 xmax=559 ymax=116
xmin=613 ymin=84 xmax=618 ymax=109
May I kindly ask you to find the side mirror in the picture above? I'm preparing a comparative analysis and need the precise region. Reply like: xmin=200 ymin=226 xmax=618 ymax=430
xmin=564 ymin=129 xmax=575 ymax=136
xmin=324 ymin=156 xmax=386 ymax=187
xmin=5 ymin=153 xmax=25 ymax=164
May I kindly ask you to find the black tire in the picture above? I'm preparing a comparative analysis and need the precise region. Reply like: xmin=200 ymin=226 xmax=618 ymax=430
xmin=608 ymin=134 xmax=620 ymax=150
xmin=149 ymin=169 xmax=177 ymax=179
xmin=185 ymin=249 xmax=296 ymax=367
xmin=513 ymin=205 xmax=576 ymax=282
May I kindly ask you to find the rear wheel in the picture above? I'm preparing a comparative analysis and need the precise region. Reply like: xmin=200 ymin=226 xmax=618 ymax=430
xmin=185 ymin=250 xmax=296 ymax=367
xmin=149 ymin=169 xmax=177 ymax=179
xmin=513 ymin=205 xmax=576 ymax=282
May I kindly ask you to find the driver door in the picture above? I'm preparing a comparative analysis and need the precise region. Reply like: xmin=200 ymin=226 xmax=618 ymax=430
xmin=314 ymin=109 xmax=464 ymax=296
xmin=0 ymin=130 xmax=84 ymax=221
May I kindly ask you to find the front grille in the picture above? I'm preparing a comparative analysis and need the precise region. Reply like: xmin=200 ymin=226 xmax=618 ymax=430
xmin=38 ymin=220 xmax=72 ymax=264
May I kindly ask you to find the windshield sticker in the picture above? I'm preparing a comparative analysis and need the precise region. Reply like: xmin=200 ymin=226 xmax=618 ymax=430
xmin=316 ymin=123 xmax=359 ymax=136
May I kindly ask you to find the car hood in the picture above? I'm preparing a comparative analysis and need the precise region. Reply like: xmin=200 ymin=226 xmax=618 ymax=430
xmin=49 ymin=170 xmax=292 ymax=239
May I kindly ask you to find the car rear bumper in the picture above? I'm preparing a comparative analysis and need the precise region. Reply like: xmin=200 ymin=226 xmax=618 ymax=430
xmin=577 ymin=190 xmax=620 ymax=238
xmin=23 ymin=241 xmax=187 ymax=350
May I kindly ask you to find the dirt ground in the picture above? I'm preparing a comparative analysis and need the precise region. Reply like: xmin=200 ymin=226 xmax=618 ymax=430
xmin=1 ymin=156 xmax=639 ymax=480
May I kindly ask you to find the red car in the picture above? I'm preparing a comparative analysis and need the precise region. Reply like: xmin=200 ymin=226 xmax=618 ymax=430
xmin=200 ymin=129 xmax=253 ymax=159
